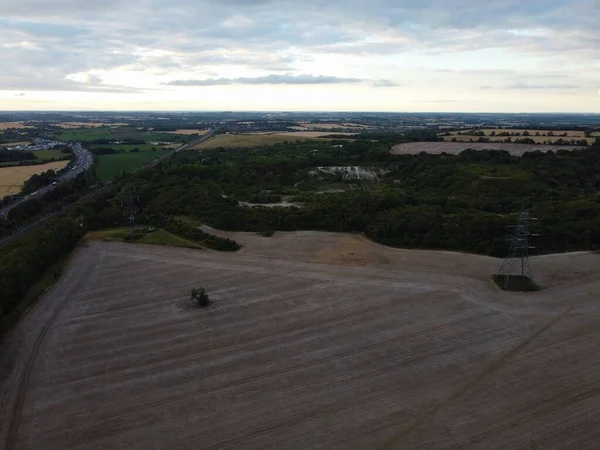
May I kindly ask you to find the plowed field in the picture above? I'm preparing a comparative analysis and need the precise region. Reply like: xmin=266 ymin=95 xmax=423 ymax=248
xmin=2 ymin=232 xmax=600 ymax=449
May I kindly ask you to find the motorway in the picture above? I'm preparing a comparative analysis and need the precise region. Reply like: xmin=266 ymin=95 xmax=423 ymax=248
xmin=0 ymin=131 xmax=214 ymax=249
xmin=0 ymin=143 xmax=93 ymax=218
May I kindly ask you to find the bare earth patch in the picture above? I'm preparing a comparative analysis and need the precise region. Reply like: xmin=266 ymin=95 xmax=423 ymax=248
xmin=2 ymin=231 xmax=600 ymax=449
xmin=0 ymin=160 xmax=69 ymax=198
xmin=391 ymin=141 xmax=583 ymax=156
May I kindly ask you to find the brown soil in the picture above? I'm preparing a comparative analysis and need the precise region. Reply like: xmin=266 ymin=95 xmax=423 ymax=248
xmin=2 ymin=233 xmax=600 ymax=449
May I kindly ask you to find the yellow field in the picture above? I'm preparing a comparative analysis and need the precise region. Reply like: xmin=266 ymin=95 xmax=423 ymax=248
xmin=273 ymin=131 xmax=357 ymax=138
xmin=0 ymin=161 xmax=69 ymax=198
xmin=443 ymin=135 xmax=596 ymax=145
xmin=0 ymin=122 xmax=33 ymax=130
xmin=55 ymin=122 xmax=129 ymax=128
xmin=591 ymin=132 xmax=600 ymax=137
xmin=167 ymin=129 xmax=210 ymax=135
xmin=192 ymin=134 xmax=312 ymax=149
xmin=0 ymin=141 xmax=30 ymax=147
xmin=297 ymin=122 xmax=369 ymax=130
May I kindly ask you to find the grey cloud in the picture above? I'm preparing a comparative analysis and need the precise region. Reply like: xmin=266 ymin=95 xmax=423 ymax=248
xmin=508 ymin=82 xmax=580 ymax=89
xmin=480 ymin=82 xmax=580 ymax=90
xmin=0 ymin=0 xmax=597 ymax=93
xmin=372 ymin=80 xmax=401 ymax=87
xmin=165 ymin=74 xmax=364 ymax=86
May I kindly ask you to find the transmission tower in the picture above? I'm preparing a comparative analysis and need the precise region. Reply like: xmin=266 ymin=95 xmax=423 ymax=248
xmin=497 ymin=210 xmax=537 ymax=289
xmin=123 ymin=184 xmax=139 ymax=234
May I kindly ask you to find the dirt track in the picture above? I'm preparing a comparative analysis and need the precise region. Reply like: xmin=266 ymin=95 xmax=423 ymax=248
xmin=1 ymin=232 xmax=600 ymax=449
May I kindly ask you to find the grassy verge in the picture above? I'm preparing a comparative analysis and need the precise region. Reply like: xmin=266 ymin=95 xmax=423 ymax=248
xmin=86 ymin=227 xmax=203 ymax=249
xmin=137 ymin=229 xmax=203 ymax=249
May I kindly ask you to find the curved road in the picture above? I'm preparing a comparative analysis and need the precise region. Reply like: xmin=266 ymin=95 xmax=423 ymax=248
xmin=0 ymin=143 xmax=93 ymax=218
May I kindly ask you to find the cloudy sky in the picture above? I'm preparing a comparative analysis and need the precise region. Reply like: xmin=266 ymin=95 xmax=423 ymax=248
xmin=0 ymin=0 xmax=599 ymax=112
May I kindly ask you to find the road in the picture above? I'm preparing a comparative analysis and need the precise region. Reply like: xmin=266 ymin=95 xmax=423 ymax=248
xmin=0 ymin=143 xmax=93 ymax=218
xmin=149 ymin=129 xmax=216 ymax=167
xmin=0 ymin=131 xmax=213 ymax=249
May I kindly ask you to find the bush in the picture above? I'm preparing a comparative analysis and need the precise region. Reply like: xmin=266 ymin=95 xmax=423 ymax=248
xmin=191 ymin=287 xmax=210 ymax=307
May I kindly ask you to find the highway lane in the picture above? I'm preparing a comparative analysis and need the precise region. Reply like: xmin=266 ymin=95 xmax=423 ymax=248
xmin=0 ymin=143 xmax=93 ymax=219
xmin=0 ymin=131 xmax=213 ymax=248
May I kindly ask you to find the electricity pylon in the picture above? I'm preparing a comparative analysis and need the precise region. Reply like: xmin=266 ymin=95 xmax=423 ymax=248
xmin=497 ymin=210 xmax=537 ymax=289
xmin=123 ymin=184 xmax=139 ymax=234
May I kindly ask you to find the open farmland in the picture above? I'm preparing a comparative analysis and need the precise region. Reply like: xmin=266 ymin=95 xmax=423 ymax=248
xmin=442 ymin=135 xmax=596 ymax=145
xmin=391 ymin=141 xmax=583 ymax=156
xmin=296 ymin=123 xmax=371 ymax=130
xmin=0 ymin=160 xmax=69 ymax=198
xmin=167 ymin=129 xmax=210 ymax=135
xmin=55 ymin=122 xmax=130 ymax=128
xmin=192 ymin=133 xmax=312 ymax=149
xmin=95 ymin=150 xmax=170 ymax=181
xmin=0 ymin=122 xmax=33 ymax=130
xmin=273 ymin=131 xmax=357 ymax=138
xmin=448 ymin=129 xmax=590 ymax=137
xmin=2 ymin=233 xmax=600 ymax=449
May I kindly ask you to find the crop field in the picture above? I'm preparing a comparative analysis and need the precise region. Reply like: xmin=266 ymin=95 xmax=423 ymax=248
xmin=442 ymin=135 xmax=596 ymax=145
xmin=95 ymin=150 xmax=170 ymax=181
xmin=391 ymin=141 xmax=583 ymax=156
xmin=193 ymin=133 xmax=355 ymax=150
xmin=31 ymin=149 xmax=71 ymax=160
xmin=167 ymin=129 xmax=210 ymax=135
xmin=273 ymin=131 xmax=357 ymax=138
xmin=0 ymin=141 xmax=30 ymax=148
xmin=295 ymin=123 xmax=371 ymax=130
xmin=448 ymin=129 xmax=588 ymax=137
xmin=0 ymin=122 xmax=32 ymax=130
xmin=192 ymin=133 xmax=312 ymax=149
xmin=0 ymin=160 xmax=69 ymax=198
xmin=88 ymin=144 xmax=166 ymax=152
xmin=55 ymin=122 xmax=130 ymax=128
xmin=2 ymin=233 xmax=600 ymax=449
xmin=54 ymin=128 xmax=178 ymax=143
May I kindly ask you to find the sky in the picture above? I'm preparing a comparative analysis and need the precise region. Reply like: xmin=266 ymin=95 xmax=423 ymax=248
xmin=0 ymin=0 xmax=599 ymax=112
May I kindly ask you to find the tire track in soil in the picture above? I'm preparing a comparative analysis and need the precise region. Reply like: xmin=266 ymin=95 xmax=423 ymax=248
xmin=2 ymin=263 xmax=93 ymax=450
xmin=376 ymin=306 xmax=573 ymax=450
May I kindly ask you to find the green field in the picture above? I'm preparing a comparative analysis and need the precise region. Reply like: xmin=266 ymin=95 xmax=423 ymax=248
xmin=32 ymin=149 xmax=71 ymax=160
xmin=54 ymin=129 xmax=115 ymax=141
xmin=54 ymin=128 xmax=183 ymax=143
xmin=95 ymin=150 xmax=170 ymax=180
xmin=0 ymin=149 xmax=71 ymax=167
xmin=89 ymin=144 xmax=165 ymax=152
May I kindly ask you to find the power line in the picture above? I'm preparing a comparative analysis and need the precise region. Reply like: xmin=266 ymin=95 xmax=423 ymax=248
xmin=497 ymin=210 xmax=537 ymax=290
